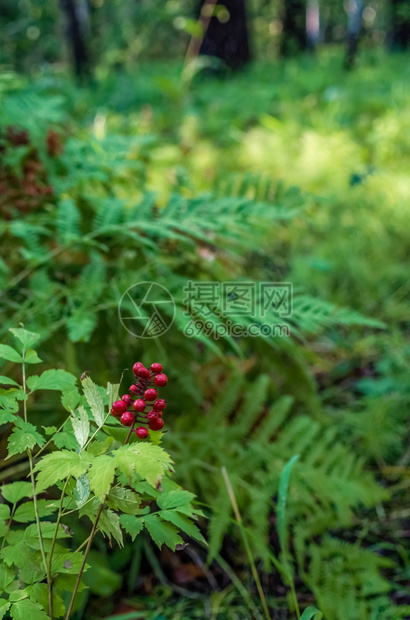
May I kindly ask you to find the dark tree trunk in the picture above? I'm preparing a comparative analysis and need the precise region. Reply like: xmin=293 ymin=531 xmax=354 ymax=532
xmin=60 ymin=0 xmax=90 ymax=77
xmin=199 ymin=0 xmax=251 ymax=70
xmin=280 ymin=0 xmax=306 ymax=56
xmin=345 ymin=0 xmax=362 ymax=69
xmin=391 ymin=0 xmax=410 ymax=49
xmin=306 ymin=0 xmax=320 ymax=51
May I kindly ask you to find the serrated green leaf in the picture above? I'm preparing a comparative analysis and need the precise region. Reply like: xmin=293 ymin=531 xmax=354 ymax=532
xmin=0 ymin=410 xmax=18 ymax=424
xmin=9 ymin=590 xmax=28 ymax=602
xmin=27 ymin=369 xmax=77 ymax=393
xmin=81 ymin=376 xmax=105 ymax=426
xmin=13 ymin=499 xmax=58 ymax=523
xmin=0 ymin=388 xmax=27 ymax=416
xmin=106 ymin=487 xmax=141 ymax=514
xmin=0 ymin=505 xmax=10 ymax=520
xmin=24 ymin=350 xmax=42 ymax=364
xmin=87 ymin=455 xmax=116 ymax=500
xmin=73 ymin=474 xmax=90 ymax=508
xmin=6 ymin=422 xmax=45 ymax=458
xmin=51 ymin=550 xmax=86 ymax=576
xmin=159 ymin=509 xmax=205 ymax=544
xmin=0 ymin=345 xmax=23 ymax=364
xmin=99 ymin=509 xmax=123 ymax=547
xmin=10 ymin=598 xmax=49 ymax=620
xmin=144 ymin=514 xmax=183 ymax=550
xmin=61 ymin=388 xmax=81 ymax=412
xmin=1 ymin=481 xmax=33 ymax=504
xmin=33 ymin=451 xmax=92 ymax=492
xmin=0 ymin=599 xmax=11 ymax=620
xmin=114 ymin=443 xmax=173 ymax=488
xmin=9 ymin=329 xmax=40 ymax=351
xmin=42 ymin=425 xmax=57 ymax=436
xmin=106 ymin=382 xmax=120 ymax=410
xmin=26 ymin=583 xmax=65 ymax=618
xmin=103 ymin=424 xmax=136 ymax=444
xmin=0 ymin=564 xmax=15 ymax=592
xmin=0 ymin=376 xmax=19 ymax=387
xmin=157 ymin=490 xmax=196 ymax=511
xmin=119 ymin=514 xmax=144 ymax=541
xmin=86 ymin=436 xmax=113 ymax=456
xmin=71 ymin=406 xmax=89 ymax=449
xmin=53 ymin=431 xmax=79 ymax=451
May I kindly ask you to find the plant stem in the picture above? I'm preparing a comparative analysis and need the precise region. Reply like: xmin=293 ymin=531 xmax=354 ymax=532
xmin=22 ymin=355 xmax=53 ymax=616
xmin=222 ymin=467 xmax=272 ymax=620
xmin=64 ymin=503 xmax=103 ymax=620
xmin=65 ymin=423 xmax=134 ymax=619
xmin=48 ymin=479 xmax=69 ymax=618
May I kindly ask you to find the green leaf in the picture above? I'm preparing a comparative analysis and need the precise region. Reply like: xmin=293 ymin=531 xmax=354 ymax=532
xmin=159 ymin=509 xmax=205 ymax=544
xmin=0 ymin=376 xmax=19 ymax=387
xmin=106 ymin=487 xmax=141 ymax=514
xmin=1 ymin=481 xmax=33 ymax=504
xmin=26 ymin=583 xmax=65 ymax=618
xmin=10 ymin=598 xmax=49 ymax=620
xmin=9 ymin=329 xmax=40 ymax=351
xmin=87 ymin=455 xmax=116 ymax=500
xmin=0 ymin=388 xmax=27 ymax=416
xmin=53 ymin=431 xmax=79 ymax=451
xmin=9 ymin=590 xmax=28 ymax=602
xmin=144 ymin=514 xmax=183 ymax=550
xmin=27 ymin=369 xmax=77 ymax=393
xmin=119 ymin=514 xmax=144 ymax=541
xmin=277 ymin=454 xmax=300 ymax=555
xmin=157 ymin=490 xmax=196 ymax=511
xmin=99 ymin=509 xmax=123 ymax=547
xmin=87 ymin=436 xmax=113 ymax=456
xmin=50 ymin=550 xmax=86 ymax=576
xmin=0 ymin=505 xmax=10 ymax=520
xmin=42 ymin=425 xmax=57 ymax=436
xmin=24 ymin=350 xmax=42 ymax=365
xmin=300 ymin=607 xmax=323 ymax=620
xmin=0 ymin=599 xmax=11 ymax=620
xmin=81 ymin=376 xmax=105 ymax=426
xmin=106 ymin=382 xmax=120 ymax=410
xmin=103 ymin=424 xmax=134 ymax=444
xmin=61 ymin=388 xmax=81 ymax=412
xmin=0 ymin=345 xmax=23 ymax=364
xmin=0 ymin=563 xmax=15 ymax=592
xmin=71 ymin=406 xmax=89 ymax=449
xmin=34 ymin=451 xmax=92 ymax=492
xmin=73 ymin=475 xmax=90 ymax=508
xmin=13 ymin=499 xmax=58 ymax=523
xmin=114 ymin=443 xmax=173 ymax=488
xmin=6 ymin=422 xmax=45 ymax=458
xmin=0 ymin=410 xmax=18 ymax=424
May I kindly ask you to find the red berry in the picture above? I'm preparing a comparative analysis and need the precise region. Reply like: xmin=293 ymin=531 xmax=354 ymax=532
xmin=129 ymin=384 xmax=139 ymax=394
xmin=135 ymin=427 xmax=149 ymax=439
xmin=120 ymin=411 xmax=134 ymax=426
xmin=112 ymin=400 xmax=128 ymax=415
xmin=121 ymin=394 xmax=132 ymax=405
xmin=137 ymin=367 xmax=151 ymax=379
xmin=144 ymin=388 xmax=158 ymax=401
xmin=147 ymin=410 xmax=158 ymax=421
xmin=133 ymin=399 xmax=146 ymax=413
xmin=111 ymin=407 xmax=122 ymax=418
xmin=133 ymin=362 xmax=144 ymax=375
xmin=154 ymin=373 xmax=168 ymax=387
xmin=150 ymin=363 xmax=163 ymax=374
xmin=156 ymin=410 xmax=163 ymax=418
xmin=149 ymin=417 xmax=164 ymax=431
xmin=153 ymin=399 xmax=167 ymax=411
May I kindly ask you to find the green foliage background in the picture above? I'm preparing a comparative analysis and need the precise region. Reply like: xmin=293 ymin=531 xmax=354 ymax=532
xmin=0 ymin=6 xmax=410 ymax=617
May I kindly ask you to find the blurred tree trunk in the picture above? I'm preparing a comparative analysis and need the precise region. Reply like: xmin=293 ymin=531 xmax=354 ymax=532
xmin=345 ymin=0 xmax=362 ymax=68
xmin=199 ymin=0 xmax=251 ymax=69
xmin=60 ymin=0 xmax=90 ymax=77
xmin=306 ymin=0 xmax=320 ymax=51
xmin=391 ymin=0 xmax=410 ymax=49
xmin=280 ymin=0 xmax=306 ymax=56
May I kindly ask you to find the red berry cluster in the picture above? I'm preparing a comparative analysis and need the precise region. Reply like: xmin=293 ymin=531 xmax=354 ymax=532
xmin=110 ymin=362 xmax=168 ymax=439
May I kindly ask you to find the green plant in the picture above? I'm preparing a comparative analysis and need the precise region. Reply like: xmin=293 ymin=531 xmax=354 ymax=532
xmin=0 ymin=327 xmax=204 ymax=619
